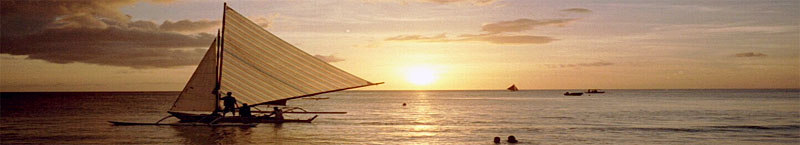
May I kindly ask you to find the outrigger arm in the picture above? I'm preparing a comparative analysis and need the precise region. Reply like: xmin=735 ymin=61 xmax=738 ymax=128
xmin=250 ymin=82 xmax=384 ymax=107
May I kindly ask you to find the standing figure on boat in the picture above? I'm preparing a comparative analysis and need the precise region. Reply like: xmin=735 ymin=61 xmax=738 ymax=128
xmin=221 ymin=92 xmax=238 ymax=116
xmin=239 ymin=103 xmax=252 ymax=117
xmin=269 ymin=107 xmax=284 ymax=120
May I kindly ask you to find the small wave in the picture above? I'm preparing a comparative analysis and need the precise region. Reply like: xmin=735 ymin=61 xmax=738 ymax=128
xmin=592 ymin=127 xmax=704 ymax=132
xmin=588 ymin=125 xmax=800 ymax=133
xmin=541 ymin=116 xmax=574 ymax=120
xmin=705 ymin=125 xmax=800 ymax=130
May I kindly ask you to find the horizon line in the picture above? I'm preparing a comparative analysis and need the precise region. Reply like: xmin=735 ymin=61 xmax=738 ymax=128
xmin=2 ymin=88 xmax=799 ymax=93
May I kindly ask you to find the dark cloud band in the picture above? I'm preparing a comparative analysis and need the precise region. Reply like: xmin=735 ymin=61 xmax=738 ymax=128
xmin=735 ymin=52 xmax=767 ymax=57
xmin=0 ymin=0 xmax=227 ymax=68
xmin=561 ymin=8 xmax=592 ymax=13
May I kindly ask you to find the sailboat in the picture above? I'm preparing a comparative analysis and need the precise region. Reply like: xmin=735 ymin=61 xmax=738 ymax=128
xmin=585 ymin=89 xmax=605 ymax=93
xmin=507 ymin=84 xmax=519 ymax=91
xmin=110 ymin=3 xmax=381 ymax=125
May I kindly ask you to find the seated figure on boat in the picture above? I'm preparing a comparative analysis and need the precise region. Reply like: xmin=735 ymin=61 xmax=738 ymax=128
xmin=269 ymin=107 xmax=284 ymax=120
xmin=221 ymin=92 xmax=238 ymax=116
xmin=239 ymin=103 xmax=252 ymax=117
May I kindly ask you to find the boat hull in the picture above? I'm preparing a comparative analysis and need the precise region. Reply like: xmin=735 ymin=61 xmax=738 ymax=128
xmin=168 ymin=111 xmax=316 ymax=123
xmin=108 ymin=121 xmax=258 ymax=126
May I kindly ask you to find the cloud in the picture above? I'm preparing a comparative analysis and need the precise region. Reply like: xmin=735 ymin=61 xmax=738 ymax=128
xmin=548 ymin=62 xmax=614 ymax=68
xmin=313 ymin=54 xmax=345 ymax=63
xmin=385 ymin=33 xmax=449 ymax=42
xmin=0 ymin=0 xmax=221 ymax=68
xmin=383 ymin=17 xmax=579 ymax=45
xmin=2 ymin=1 xmax=128 ymax=37
xmin=705 ymin=26 xmax=795 ymax=34
xmin=362 ymin=0 xmax=499 ymax=5
xmin=384 ymin=17 xmax=577 ymax=45
xmin=422 ymin=0 xmax=498 ymax=5
xmin=561 ymin=8 xmax=592 ymax=13
xmin=160 ymin=20 xmax=221 ymax=32
xmin=481 ymin=18 xmax=578 ymax=34
xmin=128 ymin=20 xmax=160 ymax=30
xmin=461 ymin=34 xmax=557 ymax=44
xmin=251 ymin=13 xmax=280 ymax=29
xmin=734 ymin=52 xmax=767 ymax=57
xmin=2 ymin=27 xmax=214 ymax=68
xmin=385 ymin=33 xmax=557 ymax=44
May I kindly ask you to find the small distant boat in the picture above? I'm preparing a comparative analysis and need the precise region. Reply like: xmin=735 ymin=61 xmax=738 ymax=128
xmin=507 ymin=84 xmax=519 ymax=91
xmin=585 ymin=89 xmax=605 ymax=93
xmin=564 ymin=92 xmax=583 ymax=96
xmin=302 ymin=97 xmax=330 ymax=100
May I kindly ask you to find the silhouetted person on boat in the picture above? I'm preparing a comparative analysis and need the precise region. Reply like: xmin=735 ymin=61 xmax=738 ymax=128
xmin=507 ymin=135 xmax=518 ymax=143
xmin=239 ymin=103 xmax=252 ymax=117
xmin=221 ymin=92 xmax=238 ymax=116
xmin=269 ymin=107 xmax=284 ymax=120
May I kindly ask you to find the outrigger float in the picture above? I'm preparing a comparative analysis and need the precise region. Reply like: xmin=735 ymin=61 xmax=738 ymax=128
xmin=110 ymin=3 xmax=382 ymax=126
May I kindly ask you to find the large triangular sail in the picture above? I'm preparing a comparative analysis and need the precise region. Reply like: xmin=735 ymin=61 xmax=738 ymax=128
xmin=219 ymin=6 xmax=378 ymax=106
xmin=170 ymin=38 xmax=219 ymax=112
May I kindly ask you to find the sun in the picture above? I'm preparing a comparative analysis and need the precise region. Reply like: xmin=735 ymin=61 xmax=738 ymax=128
xmin=405 ymin=66 xmax=436 ymax=86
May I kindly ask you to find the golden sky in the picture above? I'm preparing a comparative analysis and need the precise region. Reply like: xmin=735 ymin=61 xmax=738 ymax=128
xmin=1 ymin=0 xmax=798 ymax=91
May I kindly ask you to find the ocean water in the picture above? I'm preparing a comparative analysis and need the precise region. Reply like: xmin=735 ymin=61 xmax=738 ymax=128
xmin=1 ymin=90 xmax=798 ymax=144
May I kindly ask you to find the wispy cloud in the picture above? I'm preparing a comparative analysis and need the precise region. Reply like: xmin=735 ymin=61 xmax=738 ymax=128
xmin=423 ymin=0 xmax=498 ymax=5
xmin=734 ymin=52 xmax=767 ymax=57
xmin=251 ymin=13 xmax=280 ymax=28
xmin=385 ymin=33 xmax=449 ymax=42
xmin=159 ymin=20 xmax=221 ymax=32
xmin=362 ymin=0 xmax=499 ymax=6
xmin=385 ymin=17 xmax=578 ymax=45
xmin=547 ymin=61 xmax=614 ymax=68
xmin=560 ymin=8 xmax=592 ymax=13
xmin=384 ymin=33 xmax=557 ymax=44
xmin=382 ymin=7 xmax=588 ymax=45
xmin=705 ymin=26 xmax=796 ymax=34
xmin=459 ymin=34 xmax=557 ymax=44
xmin=481 ymin=18 xmax=579 ymax=34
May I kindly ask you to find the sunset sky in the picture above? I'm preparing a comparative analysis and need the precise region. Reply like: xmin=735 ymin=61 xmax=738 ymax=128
xmin=1 ymin=0 xmax=798 ymax=91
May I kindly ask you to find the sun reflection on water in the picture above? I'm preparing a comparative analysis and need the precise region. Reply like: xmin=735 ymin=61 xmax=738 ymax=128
xmin=406 ymin=91 xmax=440 ymax=138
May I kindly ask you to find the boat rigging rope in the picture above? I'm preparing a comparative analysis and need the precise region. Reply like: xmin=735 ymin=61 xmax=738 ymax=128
xmin=154 ymin=115 xmax=174 ymax=124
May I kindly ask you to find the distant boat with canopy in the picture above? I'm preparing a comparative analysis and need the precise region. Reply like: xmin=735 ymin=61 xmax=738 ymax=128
xmin=507 ymin=84 xmax=519 ymax=91
xmin=563 ymin=92 xmax=583 ymax=96
xmin=110 ymin=3 xmax=382 ymax=126
xmin=585 ymin=89 xmax=605 ymax=93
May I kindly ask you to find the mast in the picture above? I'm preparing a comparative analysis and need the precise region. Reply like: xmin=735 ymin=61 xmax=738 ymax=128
xmin=215 ymin=2 xmax=227 ymax=111
xmin=220 ymin=2 xmax=226 ymax=91
xmin=214 ymin=29 xmax=221 ymax=111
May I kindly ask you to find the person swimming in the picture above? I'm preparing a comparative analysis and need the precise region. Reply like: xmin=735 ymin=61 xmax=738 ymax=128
xmin=507 ymin=135 xmax=518 ymax=143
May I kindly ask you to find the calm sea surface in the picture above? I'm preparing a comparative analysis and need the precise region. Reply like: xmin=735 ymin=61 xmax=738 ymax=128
xmin=1 ymin=90 xmax=798 ymax=144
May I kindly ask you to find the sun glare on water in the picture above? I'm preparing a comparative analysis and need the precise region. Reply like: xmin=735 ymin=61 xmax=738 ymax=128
xmin=405 ymin=66 xmax=436 ymax=86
